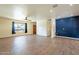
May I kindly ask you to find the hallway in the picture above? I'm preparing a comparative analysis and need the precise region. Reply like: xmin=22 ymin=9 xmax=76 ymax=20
xmin=0 ymin=35 xmax=79 ymax=55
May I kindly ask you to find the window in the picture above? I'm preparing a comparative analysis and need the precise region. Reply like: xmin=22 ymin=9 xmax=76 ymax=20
xmin=14 ymin=23 xmax=25 ymax=32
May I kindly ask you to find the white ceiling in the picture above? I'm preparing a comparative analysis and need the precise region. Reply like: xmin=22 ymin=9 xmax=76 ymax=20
xmin=0 ymin=4 xmax=79 ymax=21
xmin=0 ymin=4 xmax=52 ymax=20
xmin=54 ymin=4 xmax=79 ymax=19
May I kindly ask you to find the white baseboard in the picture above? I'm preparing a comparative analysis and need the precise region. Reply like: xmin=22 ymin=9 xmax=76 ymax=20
xmin=56 ymin=36 xmax=79 ymax=40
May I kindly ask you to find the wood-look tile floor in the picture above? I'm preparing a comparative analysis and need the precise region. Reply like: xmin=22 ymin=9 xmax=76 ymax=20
xmin=0 ymin=35 xmax=79 ymax=55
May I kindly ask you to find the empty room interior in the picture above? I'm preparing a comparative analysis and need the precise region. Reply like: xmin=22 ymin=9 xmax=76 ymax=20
xmin=0 ymin=4 xmax=79 ymax=55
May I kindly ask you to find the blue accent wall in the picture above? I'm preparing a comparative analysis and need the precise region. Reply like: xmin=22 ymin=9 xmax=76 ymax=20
xmin=56 ymin=16 xmax=79 ymax=38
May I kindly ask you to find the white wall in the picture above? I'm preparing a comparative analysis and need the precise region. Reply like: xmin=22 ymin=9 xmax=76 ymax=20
xmin=47 ymin=19 xmax=51 ymax=36
xmin=36 ymin=17 xmax=56 ymax=37
xmin=0 ymin=17 xmax=33 ymax=38
xmin=37 ymin=19 xmax=48 ymax=36
xmin=51 ymin=18 xmax=56 ymax=38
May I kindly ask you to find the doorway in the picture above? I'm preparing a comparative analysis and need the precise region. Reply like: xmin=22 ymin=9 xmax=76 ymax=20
xmin=33 ymin=22 xmax=36 ymax=34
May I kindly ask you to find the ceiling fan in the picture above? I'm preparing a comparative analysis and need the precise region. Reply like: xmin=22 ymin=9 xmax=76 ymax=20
xmin=52 ymin=4 xmax=58 ymax=8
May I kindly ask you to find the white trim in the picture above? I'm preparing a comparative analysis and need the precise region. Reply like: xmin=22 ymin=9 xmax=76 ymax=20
xmin=56 ymin=36 xmax=79 ymax=40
